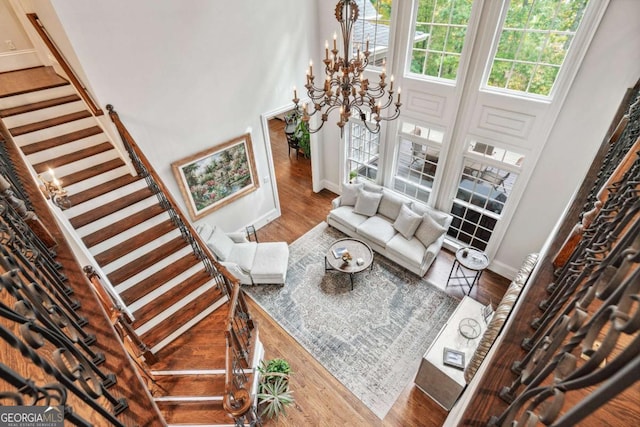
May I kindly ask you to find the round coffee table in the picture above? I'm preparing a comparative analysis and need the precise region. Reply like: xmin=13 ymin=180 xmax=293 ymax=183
xmin=325 ymin=238 xmax=374 ymax=290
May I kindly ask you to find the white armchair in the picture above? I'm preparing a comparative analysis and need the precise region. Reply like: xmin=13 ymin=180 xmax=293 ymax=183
xmin=196 ymin=224 xmax=289 ymax=285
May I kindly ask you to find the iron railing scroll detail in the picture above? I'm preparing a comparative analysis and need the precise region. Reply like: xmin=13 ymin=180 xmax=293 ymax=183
xmin=487 ymin=118 xmax=640 ymax=424
xmin=0 ymin=197 xmax=131 ymax=424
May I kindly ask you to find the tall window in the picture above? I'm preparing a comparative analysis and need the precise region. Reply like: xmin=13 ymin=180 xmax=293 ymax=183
xmin=447 ymin=142 xmax=523 ymax=250
xmin=352 ymin=0 xmax=394 ymax=67
xmin=409 ymin=0 xmax=473 ymax=80
xmin=392 ymin=122 xmax=443 ymax=204
xmin=347 ymin=120 xmax=380 ymax=182
xmin=486 ymin=0 xmax=590 ymax=96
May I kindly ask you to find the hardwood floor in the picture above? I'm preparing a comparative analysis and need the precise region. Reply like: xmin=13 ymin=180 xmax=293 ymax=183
xmin=248 ymin=119 xmax=511 ymax=426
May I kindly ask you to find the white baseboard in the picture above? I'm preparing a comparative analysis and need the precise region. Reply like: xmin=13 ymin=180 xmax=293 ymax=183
xmin=241 ymin=208 xmax=280 ymax=232
xmin=321 ymin=179 xmax=340 ymax=195
xmin=488 ymin=259 xmax=518 ymax=281
xmin=0 ymin=49 xmax=40 ymax=73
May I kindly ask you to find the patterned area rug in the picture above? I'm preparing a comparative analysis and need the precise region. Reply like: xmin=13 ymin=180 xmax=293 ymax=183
xmin=244 ymin=222 xmax=459 ymax=419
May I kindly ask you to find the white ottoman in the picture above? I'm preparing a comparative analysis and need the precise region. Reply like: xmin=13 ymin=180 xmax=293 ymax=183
xmin=249 ymin=242 xmax=289 ymax=285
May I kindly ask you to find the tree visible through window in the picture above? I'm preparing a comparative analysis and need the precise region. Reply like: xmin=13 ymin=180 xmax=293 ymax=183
xmin=410 ymin=0 xmax=473 ymax=80
xmin=486 ymin=0 xmax=590 ymax=96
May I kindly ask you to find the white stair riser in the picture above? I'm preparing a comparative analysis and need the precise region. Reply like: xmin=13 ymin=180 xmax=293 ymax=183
xmin=2 ymin=100 xmax=86 ymax=128
xmin=136 ymin=280 xmax=220 ymax=336
xmin=154 ymin=396 xmax=223 ymax=403
xmin=149 ymin=294 xmax=228 ymax=354
xmin=0 ymin=85 xmax=75 ymax=109
xmin=114 ymin=246 xmax=194 ymax=294
xmin=127 ymin=263 xmax=206 ymax=313
xmin=26 ymin=133 xmax=109 ymax=165
xmin=101 ymin=228 xmax=182 ymax=273
xmin=64 ymin=178 xmax=149 ymax=219
xmin=54 ymin=149 xmax=120 ymax=179
xmin=64 ymin=165 xmax=130 ymax=197
xmin=89 ymin=211 xmax=172 ymax=255
xmin=12 ymin=116 xmax=96 ymax=146
xmin=74 ymin=195 xmax=158 ymax=237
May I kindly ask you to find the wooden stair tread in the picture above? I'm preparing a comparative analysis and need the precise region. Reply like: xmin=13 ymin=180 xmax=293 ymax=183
xmin=0 ymin=94 xmax=81 ymax=117
xmin=120 ymin=253 xmax=201 ymax=305
xmin=94 ymin=219 xmax=177 ymax=266
xmin=69 ymin=174 xmax=141 ymax=208
xmin=107 ymin=236 xmax=189 ymax=286
xmin=70 ymin=186 xmax=153 ymax=228
xmin=152 ymin=374 xmax=225 ymax=397
xmin=82 ymin=202 xmax=164 ymax=247
xmin=21 ymin=126 xmax=103 ymax=155
xmin=140 ymin=287 xmax=226 ymax=351
xmin=33 ymin=142 xmax=113 ymax=173
xmin=9 ymin=110 xmax=91 ymax=136
xmin=0 ymin=67 xmax=69 ymax=98
xmin=132 ymin=269 xmax=215 ymax=327
xmin=157 ymin=403 xmax=229 ymax=425
xmin=60 ymin=157 xmax=125 ymax=188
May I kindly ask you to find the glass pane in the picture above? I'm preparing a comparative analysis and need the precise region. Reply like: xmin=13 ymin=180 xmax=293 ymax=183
xmin=348 ymin=121 xmax=380 ymax=182
xmin=486 ymin=0 xmax=590 ymax=97
xmin=393 ymin=123 xmax=444 ymax=204
xmin=351 ymin=0 xmax=394 ymax=69
xmin=410 ymin=0 xmax=473 ymax=81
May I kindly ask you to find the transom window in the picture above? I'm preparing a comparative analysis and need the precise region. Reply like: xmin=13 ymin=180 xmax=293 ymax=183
xmin=347 ymin=120 xmax=380 ymax=182
xmin=392 ymin=122 xmax=444 ymax=203
xmin=486 ymin=0 xmax=590 ymax=96
xmin=448 ymin=141 xmax=524 ymax=250
xmin=409 ymin=0 xmax=473 ymax=81
xmin=351 ymin=0 xmax=394 ymax=67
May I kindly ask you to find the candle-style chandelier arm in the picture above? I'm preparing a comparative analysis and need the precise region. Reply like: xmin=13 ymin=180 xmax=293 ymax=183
xmin=293 ymin=0 xmax=402 ymax=135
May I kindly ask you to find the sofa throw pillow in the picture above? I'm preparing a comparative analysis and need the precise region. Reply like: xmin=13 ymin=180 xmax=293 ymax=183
xmin=415 ymin=213 xmax=447 ymax=248
xmin=378 ymin=189 xmax=407 ymax=221
xmin=207 ymin=226 xmax=235 ymax=261
xmin=353 ymin=189 xmax=383 ymax=217
xmin=393 ymin=204 xmax=423 ymax=239
xmin=340 ymin=182 xmax=364 ymax=206
xmin=411 ymin=203 xmax=449 ymax=227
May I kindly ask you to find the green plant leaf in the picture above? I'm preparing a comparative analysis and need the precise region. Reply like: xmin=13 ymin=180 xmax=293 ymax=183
xmin=257 ymin=375 xmax=294 ymax=419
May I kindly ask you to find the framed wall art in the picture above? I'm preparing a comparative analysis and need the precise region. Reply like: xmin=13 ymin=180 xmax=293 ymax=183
xmin=172 ymin=133 xmax=259 ymax=220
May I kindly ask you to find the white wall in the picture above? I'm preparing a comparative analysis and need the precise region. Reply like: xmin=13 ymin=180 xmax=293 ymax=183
xmin=494 ymin=0 xmax=640 ymax=273
xmin=47 ymin=0 xmax=316 ymax=232
xmin=33 ymin=0 xmax=640 ymax=274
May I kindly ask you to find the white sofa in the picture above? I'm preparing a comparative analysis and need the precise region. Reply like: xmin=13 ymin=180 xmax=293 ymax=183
xmin=326 ymin=182 xmax=452 ymax=276
xmin=196 ymin=223 xmax=289 ymax=285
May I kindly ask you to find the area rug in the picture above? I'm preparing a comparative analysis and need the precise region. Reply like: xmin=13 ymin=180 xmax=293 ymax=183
xmin=244 ymin=222 xmax=459 ymax=419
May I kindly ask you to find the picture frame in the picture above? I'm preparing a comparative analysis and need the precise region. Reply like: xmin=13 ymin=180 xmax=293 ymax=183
xmin=443 ymin=347 xmax=465 ymax=370
xmin=172 ymin=133 xmax=259 ymax=220
xmin=482 ymin=301 xmax=495 ymax=324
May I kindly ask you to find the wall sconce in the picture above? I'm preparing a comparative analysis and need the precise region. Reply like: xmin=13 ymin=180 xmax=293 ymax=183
xmin=38 ymin=168 xmax=71 ymax=210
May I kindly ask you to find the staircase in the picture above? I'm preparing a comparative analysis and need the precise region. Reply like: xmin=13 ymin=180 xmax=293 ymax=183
xmin=0 ymin=70 xmax=226 ymax=356
xmin=1 ymin=67 xmax=259 ymax=425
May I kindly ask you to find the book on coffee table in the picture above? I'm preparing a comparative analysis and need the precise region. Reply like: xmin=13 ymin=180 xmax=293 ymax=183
xmin=332 ymin=247 xmax=348 ymax=258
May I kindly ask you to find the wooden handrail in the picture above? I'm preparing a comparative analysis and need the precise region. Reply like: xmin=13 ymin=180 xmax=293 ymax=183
xmin=26 ymin=13 xmax=103 ymax=116
xmin=106 ymin=105 xmax=238 ymax=287
xmin=223 ymin=283 xmax=258 ymax=418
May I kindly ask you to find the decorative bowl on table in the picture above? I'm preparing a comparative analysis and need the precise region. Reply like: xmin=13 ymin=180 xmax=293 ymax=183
xmin=341 ymin=251 xmax=352 ymax=265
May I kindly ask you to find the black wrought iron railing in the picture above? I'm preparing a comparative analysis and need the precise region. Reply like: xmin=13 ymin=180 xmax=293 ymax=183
xmin=485 ymin=84 xmax=640 ymax=426
xmin=0 ymin=196 xmax=129 ymax=425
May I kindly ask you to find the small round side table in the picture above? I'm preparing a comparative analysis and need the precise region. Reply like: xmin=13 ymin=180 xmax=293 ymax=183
xmin=446 ymin=247 xmax=489 ymax=295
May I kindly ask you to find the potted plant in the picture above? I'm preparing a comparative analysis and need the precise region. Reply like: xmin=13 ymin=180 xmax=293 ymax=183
xmin=257 ymin=358 xmax=294 ymax=419
xmin=294 ymin=119 xmax=311 ymax=158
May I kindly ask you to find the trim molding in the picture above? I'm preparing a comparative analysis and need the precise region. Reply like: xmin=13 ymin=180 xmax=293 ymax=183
xmin=0 ymin=48 xmax=40 ymax=72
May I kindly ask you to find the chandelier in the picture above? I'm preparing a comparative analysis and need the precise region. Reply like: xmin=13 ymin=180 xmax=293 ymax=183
xmin=292 ymin=0 xmax=401 ymax=134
